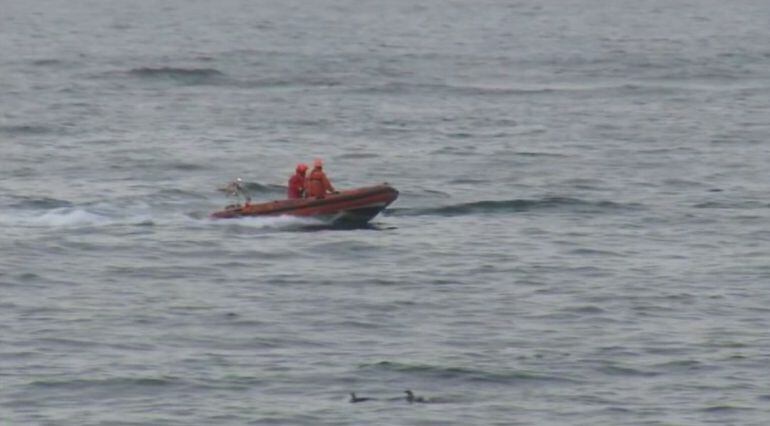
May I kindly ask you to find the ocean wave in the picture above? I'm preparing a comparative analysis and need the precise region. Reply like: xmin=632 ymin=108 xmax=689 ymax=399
xmin=361 ymin=361 xmax=576 ymax=384
xmin=597 ymin=364 xmax=660 ymax=378
xmin=0 ymin=124 xmax=55 ymax=135
xmin=150 ymin=188 xmax=209 ymax=201
xmin=207 ymin=214 xmax=322 ymax=230
xmin=350 ymin=81 xmax=692 ymax=98
xmin=3 ymin=208 xmax=110 ymax=228
xmin=167 ymin=162 xmax=209 ymax=171
xmin=567 ymin=248 xmax=624 ymax=258
xmin=30 ymin=58 xmax=65 ymax=67
xmin=8 ymin=197 xmax=73 ymax=210
xmin=693 ymin=201 xmax=769 ymax=209
xmin=29 ymin=376 xmax=182 ymax=390
xmin=514 ymin=151 xmax=569 ymax=158
xmin=336 ymin=152 xmax=381 ymax=160
xmin=127 ymin=66 xmax=226 ymax=85
xmin=701 ymin=405 xmax=755 ymax=414
xmin=386 ymin=197 xmax=636 ymax=217
xmin=0 ymin=207 xmax=152 ymax=228
xmin=448 ymin=178 xmax=491 ymax=185
xmin=351 ymin=81 xmax=560 ymax=97
xmin=449 ymin=85 xmax=558 ymax=97
xmin=232 ymin=76 xmax=342 ymax=89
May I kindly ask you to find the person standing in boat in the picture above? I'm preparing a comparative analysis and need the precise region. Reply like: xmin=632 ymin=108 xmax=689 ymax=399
xmin=287 ymin=163 xmax=308 ymax=199
xmin=305 ymin=158 xmax=336 ymax=198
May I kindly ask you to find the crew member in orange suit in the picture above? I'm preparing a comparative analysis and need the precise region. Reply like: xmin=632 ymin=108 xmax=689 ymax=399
xmin=305 ymin=158 xmax=335 ymax=198
xmin=287 ymin=163 xmax=308 ymax=199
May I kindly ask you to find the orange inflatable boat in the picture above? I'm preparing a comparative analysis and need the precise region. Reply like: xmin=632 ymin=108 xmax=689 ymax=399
xmin=210 ymin=184 xmax=398 ymax=225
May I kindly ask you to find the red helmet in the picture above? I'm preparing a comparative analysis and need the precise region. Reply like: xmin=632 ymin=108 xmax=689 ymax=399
xmin=296 ymin=163 xmax=308 ymax=173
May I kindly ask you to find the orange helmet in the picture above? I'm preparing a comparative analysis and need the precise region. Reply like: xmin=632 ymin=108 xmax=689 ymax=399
xmin=296 ymin=163 xmax=308 ymax=173
xmin=313 ymin=158 xmax=323 ymax=168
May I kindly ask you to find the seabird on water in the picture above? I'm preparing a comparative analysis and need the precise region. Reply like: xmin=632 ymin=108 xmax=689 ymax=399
xmin=404 ymin=390 xmax=426 ymax=403
xmin=349 ymin=392 xmax=372 ymax=403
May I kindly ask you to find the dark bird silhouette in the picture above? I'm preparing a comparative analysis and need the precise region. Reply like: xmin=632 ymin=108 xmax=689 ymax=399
xmin=349 ymin=392 xmax=372 ymax=403
xmin=405 ymin=390 xmax=426 ymax=403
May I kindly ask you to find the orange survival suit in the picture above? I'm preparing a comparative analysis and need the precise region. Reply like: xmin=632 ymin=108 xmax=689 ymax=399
xmin=305 ymin=166 xmax=335 ymax=198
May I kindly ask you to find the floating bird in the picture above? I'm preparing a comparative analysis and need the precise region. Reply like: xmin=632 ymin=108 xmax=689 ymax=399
xmin=349 ymin=392 xmax=372 ymax=403
xmin=404 ymin=390 xmax=426 ymax=403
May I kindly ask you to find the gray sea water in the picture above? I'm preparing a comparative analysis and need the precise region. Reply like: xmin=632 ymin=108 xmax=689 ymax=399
xmin=2 ymin=0 xmax=770 ymax=424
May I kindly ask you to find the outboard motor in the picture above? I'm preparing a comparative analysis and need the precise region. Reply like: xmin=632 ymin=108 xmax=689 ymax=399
xmin=218 ymin=178 xmax=251 ymax=207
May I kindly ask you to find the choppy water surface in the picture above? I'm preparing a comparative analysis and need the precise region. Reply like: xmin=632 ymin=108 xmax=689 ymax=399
xmin=2 ymin=0 xmax=770 ymax=424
